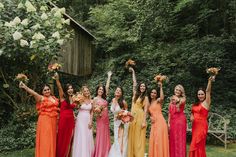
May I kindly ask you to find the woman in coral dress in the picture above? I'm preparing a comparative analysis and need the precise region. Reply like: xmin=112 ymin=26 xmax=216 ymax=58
xmin=128 ymin=67 xmax=149 ymax=157
xmin=55 ymin=73 xmax=76 ymax=157
xmin=189 ymin=76 xmax=214 ymax=157
xmin=93 ymin=71 xmax=112 ymax=157
xmin=19 ymin=82 xmax=59 ymax=157
xmin=168 ymin=84 xmax=187 ymax=157
xmin=148 ymin=81 xmax=169 ymax=157
xmin=108 ymin=87 xmax=129 ymax=157
xmin=72 ymin=86 xmax=94 ymax=157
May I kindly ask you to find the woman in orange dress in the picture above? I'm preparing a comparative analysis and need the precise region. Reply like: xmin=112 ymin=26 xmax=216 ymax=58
xmin=189 ymin=76 xmax=214 ymax=157
xmin=19 ymin=82 xmax=59 ymax=157
xmin=148 ymin=81 xmax=169 ymax=157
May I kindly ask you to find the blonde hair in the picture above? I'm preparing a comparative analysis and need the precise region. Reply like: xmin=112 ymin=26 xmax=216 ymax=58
xmin=175 ymin=84 xmax=186 ymax=98
xmin=80 ymin=85 xmax=91 ymax=99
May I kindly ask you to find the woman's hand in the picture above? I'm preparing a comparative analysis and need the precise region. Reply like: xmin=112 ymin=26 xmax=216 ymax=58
xmin=53 ymin=72 xmax=59 ymax=80
xmin=129 ymin=67 xmax=134 ymax=73
xmin=107 ymin=71 xmax=112 ymax=77
xmin=141 ymin=121 xmax=146 ymax=129
xmin=88 ymin=121 xmax=93 ymax=129
xmin=19 ymin=81 xmax=26 ymax=89
xmin=150 ymin=117 xmax=155 ymax=124
xmin=190 ymin=114 xmax=194 ymax=122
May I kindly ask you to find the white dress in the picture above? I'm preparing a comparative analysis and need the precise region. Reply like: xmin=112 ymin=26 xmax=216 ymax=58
xmin=108 ymin=103 xmax=129 ymax=157
xmin=72 ymin=103 xmax=94 ymax=157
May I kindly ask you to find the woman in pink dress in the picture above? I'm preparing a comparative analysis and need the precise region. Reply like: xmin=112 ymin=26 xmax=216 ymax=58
xmin=168 ymin=84 xmax=187 ymax=157
xmin=93 ymin=71 xmax=112 ymax=157
xmin=72 ymin=86 xmax=94 ymax=157
xmin=55 ymin=73 xmax=76 ymax=157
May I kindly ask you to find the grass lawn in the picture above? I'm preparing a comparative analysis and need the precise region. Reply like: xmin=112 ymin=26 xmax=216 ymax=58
xmin=1 ymin=143 xmax=236 ymax=157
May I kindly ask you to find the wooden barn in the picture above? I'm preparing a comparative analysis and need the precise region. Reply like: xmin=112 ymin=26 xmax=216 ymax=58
xmin=59 ymin=13 xmax=96 ymax=76
xmin=49 ymin=3 xmax=95 ymax=76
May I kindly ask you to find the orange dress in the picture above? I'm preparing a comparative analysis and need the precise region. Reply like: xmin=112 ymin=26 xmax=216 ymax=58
xmin=149 ymin=102 xmax=169 ymax=157
xmin=189 ymin=104 xmax=209 ymax=157
xmin=35 ymin=96 xmax=59 ymax=157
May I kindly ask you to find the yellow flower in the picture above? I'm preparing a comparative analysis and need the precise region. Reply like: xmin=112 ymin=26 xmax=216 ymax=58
xmin=41 ymin=13 xmax=48 ymax=20
xmin=21 ymin=19 xmax=29 ymax=26
xmin=52 ymin=31 xmax=60 ymax=39
xmin=13 ymin=31 xmax=23 ymax=40
xmin=13 ymin=17 xmax=21 ymax=25
xmin=20 ymin=39 xmax=29 ymax=47
xmin=25 ymin=0 xmax=36 ymax=12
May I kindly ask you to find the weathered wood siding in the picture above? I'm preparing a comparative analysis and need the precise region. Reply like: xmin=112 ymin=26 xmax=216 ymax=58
xmin=59 ymin=23 xmax=94 ymax=76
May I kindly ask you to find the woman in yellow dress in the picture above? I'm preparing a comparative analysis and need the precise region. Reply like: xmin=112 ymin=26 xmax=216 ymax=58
xmin=128 ymin=67 xmax=149 ymax=157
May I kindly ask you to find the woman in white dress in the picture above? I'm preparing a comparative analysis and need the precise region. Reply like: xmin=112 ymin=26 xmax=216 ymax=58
xmin=108 ymin=87 xmax=129 ymax=157
xmin=72 ymin=86 xmax=94 ymax=157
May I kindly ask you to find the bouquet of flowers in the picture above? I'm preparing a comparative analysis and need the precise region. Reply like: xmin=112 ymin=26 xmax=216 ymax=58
xmin=15 ymin=73 xmax=29 ymax=84
xmin=154 ymin=74 xmax=168 ymax=83
xmin=47 ymin=63 xmax=62 ymax=78
xmin=125 ymin=59 xmax=136 ymax=69
xmin=206 ymin=67 xmax=220 ymax=81
xmin=93 ymin=105 xmax=105 ymax=119
xmin=72 ymin=93 xmax=84 ymax=108
xmin=116 ymin=110 xmax=134 ymax=123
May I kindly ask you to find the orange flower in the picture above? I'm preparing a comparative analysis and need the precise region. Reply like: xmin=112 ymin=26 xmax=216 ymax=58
xmin=93 ymin=105 xmax=105 ymax=119
xmin=125 ymin=59 xmax=136 ymax=68
xmin=206 ymin=67 xmax=220 ymax=75
xmin=72 ymin=93 xmax=84 ymax=104
xmin=16 ymin=73 xmax=29 ymax=83
xmin=154 ymin=74 xmax=167 ymax=83
xmin=116 ymin=110 xmax=134 ymax=123
xmin=48 ymin=63 xmax=62 ymax=72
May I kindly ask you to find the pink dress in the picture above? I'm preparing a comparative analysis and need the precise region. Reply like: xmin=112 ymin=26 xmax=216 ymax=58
xmin=93 ymin=98 xmax=111 ymax=157
xmin=169 ymin=102 xmax=187 ymax=157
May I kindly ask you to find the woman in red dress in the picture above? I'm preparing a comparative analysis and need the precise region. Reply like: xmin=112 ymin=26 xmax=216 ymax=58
xmin=189 ymin=76 xmax=214 ymax=157
xmin=168 ymin=84 xmax=187 ymax=157
xmin=55 ymin=73 xmax=76 ymax=157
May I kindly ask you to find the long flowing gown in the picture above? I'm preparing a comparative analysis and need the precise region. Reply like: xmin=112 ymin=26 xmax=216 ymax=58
xmin=56 ymin=100 xmax=76 ymax=157
xmin=128 ymin=97 xmax=147 ymax=157
xmin=35 ymin=96 xmax=59 ymax=157
xmin=108 ymin=103 xmax=129 ymax=157
xmin=149 ymin=102 xmax=169 ymax=157
xmin=189 ymin=104 xmax=209 ymax=157
xmin=169 ymin=101 xmax=187 ymax=157
xmin=93 ymin=98 xmax=111 ymax=157
xmin=72 ymin=103 xmax=94 ymax=157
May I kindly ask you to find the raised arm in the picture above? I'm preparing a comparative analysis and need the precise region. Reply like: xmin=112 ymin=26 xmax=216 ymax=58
xmin=54 ymin=73 xmax=64 ymax=101
xmin=129 ymin=67 xmax=137 ymax=97
xmin=203 ymin=76 xmax=213 ymax=109
xmin=158 ymin=82 xmax=164 ymax=104
xmin=142 ymin=96 xmax=150 ymax=129
xmin=105 ymin=71 xmax=112 ymax=96
xmin=19 ymin=81 xmax=42 ymax=102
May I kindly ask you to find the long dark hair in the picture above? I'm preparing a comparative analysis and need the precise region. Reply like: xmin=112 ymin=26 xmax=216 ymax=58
xmin=40 ymin=84 xmax=51 ymax=94
xmin=63 ymin=83 xmax=74 ymax=104
xmin=116 ymin=87 xmax=125 ymax=109
xmin=96 ymin=84 xmax=106 ymax=100
xmin=134 ymin=82 xmax=148 ymax=103
xmin=193 ymin=87 xmax=206 ymax=106
xmin=148 ymin=88 xmax=159 ymax=103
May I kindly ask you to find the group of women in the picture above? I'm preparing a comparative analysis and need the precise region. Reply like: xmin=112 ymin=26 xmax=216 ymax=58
xmin=19 ymin=67 xmax=214 ymax=157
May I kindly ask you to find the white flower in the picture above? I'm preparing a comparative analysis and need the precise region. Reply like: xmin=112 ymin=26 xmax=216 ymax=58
xmin=44 ymin=21 xmax=51 ymax=26
xmin=20 ymin=39 xmax=29 ymax=47
xmin=32 ymin=32 xmax=45 ymax=40
xmin=31 ymin=24 xmax=41 ymax=30
xmin=13 ymin=17 xmax=21 ymax=25
xmin=59 ymin=8 xmax=66 ymax=14
xmin=40 ymin=6 xmax=47 ymax=11
xmin=56 ymin=23 xmax=62 ymax=29
xmin=21 ymin=19 xmax=29 ymax=26
xmin=17 ymin=2 xmax=24 ymax=9
xmin=54 ymin=10 xmax=62 ymax=18
xmin=30 ymin=40 xmax=37 ymax=48
xmin=51 ymin=7 xmax=59 ymax=13
xmin=52 ymin=31 xmax=60 ymax=39
xmin=63 ymin=19 xmax=70 ymax=25
xmin=13 ymin=31 xmax=23 ymax=40
xmin=4 ymin=22 xmax=13 ymax=27
xmin=25 ymin=0 xmax=36 ymax=12
xmin=0 ymin=3 xmax=4 ymax=10
xmin=41 ymin=13 xmax=48 ymax=20
xmin=57 ymin=39 xmax=64 ymax=45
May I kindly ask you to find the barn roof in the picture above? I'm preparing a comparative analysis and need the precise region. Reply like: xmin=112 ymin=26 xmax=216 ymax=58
xmin=49 ymin=2 xmax=96 ymax=39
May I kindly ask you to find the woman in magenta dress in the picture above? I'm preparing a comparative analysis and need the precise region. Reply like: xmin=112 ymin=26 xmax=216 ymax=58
xmin=55 ymin=73 xmax=76 ymax=157
xmin=189 ymin=76 xmax=214 ymax=157
xmin=93 ymin=71 xmax=112 ymax=157
xmin=168 ymin=84 xmax=187 ymax=157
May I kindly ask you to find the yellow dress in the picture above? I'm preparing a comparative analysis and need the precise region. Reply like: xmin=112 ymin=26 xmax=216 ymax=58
xmin=128 ymin=97 xmax=147 ymax=157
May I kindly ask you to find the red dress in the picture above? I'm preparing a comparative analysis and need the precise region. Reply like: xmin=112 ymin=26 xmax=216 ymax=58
xmin=169 ymin=102 xmax=187 ymax=157
xmin=189 ymin=104 xmax=209 ymax=157
xmin=56 ymin=100 xmax=76 ymax=157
